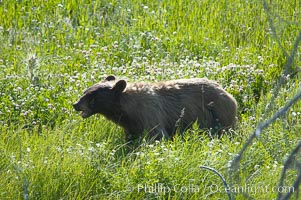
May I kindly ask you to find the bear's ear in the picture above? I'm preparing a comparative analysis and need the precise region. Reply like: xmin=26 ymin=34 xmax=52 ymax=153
xmin=112 ymin=80 xmax=126 ymax=93
xmin=105 ymin=75 xmax=116 ymax=81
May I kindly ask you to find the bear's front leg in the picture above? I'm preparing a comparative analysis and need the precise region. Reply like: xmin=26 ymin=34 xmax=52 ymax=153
xmin=147 ymin=126 xmax=169 ymax=141
xmin=125 ymin=131 xmax=137 ymax=143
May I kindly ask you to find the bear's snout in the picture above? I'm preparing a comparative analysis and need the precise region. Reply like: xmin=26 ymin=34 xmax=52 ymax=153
xmin=73 ymin=102 xmax=81 ymax=111
xmin=73 ymin=100 xmax=93 ymax=118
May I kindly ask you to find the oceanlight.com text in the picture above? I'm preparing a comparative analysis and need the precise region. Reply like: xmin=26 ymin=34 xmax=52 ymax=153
xmin=209 ymin=184 xmax=295 ymax=195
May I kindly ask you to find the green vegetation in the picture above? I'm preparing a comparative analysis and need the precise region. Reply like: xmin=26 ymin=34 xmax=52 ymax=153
xmin=0 ymin=0 xmax=300 ymax=199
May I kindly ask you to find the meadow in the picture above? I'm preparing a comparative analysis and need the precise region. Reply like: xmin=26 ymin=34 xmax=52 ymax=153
xmin=0 ymin=0 xmax=301 ymax=199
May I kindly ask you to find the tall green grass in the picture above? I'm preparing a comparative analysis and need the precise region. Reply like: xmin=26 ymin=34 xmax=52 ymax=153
xmin=0 ymin=0 xmax=300 ymax=199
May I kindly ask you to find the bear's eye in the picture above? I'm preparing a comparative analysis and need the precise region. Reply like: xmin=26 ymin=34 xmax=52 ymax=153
xmin=89 ymin=98 xmax=95 ymax=107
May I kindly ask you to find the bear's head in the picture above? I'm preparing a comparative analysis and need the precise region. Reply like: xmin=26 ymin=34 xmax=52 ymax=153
xmin=73 ymin=75 xmax=126 ymax=118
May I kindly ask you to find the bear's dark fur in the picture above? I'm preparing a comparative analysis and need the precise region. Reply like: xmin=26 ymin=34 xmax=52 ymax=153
xmin=73 ymin=76 xmax=237 ymax=141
